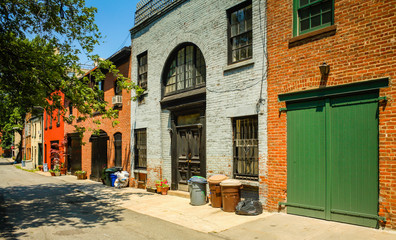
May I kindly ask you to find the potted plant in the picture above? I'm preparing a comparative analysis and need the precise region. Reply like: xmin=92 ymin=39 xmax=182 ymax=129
xmin=54 ymin=165 xmax=61 ymax=176
xmin=161 ymin=179 xmax=169 ymax=195
xmin=60 ymin=162 xmax=67 ymax=175
xmin=38 ymin=165 xmax=43 ymax=171
xmin=75 ymin=170 xmax=87 ymax=180
xmin=49 ymin=169 xmax=55 ymax=176
xmin=155 ymin=180 xmax=162 ymax=193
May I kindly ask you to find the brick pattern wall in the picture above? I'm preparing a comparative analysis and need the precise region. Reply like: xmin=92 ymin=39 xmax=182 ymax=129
xmin=130 ymin=0 xmax=268 ymax=198
xmin=266 ymin=0 xmax=396 ymax=228
xmin=64 ymin=57 xmax=132 ymax=179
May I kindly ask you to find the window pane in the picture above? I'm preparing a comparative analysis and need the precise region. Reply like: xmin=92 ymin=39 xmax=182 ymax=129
xmin=247 ymin=45 xmax=252 ymax=58
xmin=311 ymin=3 xmax=321 ymax=17
xmin=135 ymin=130 xmax=147 ymax=169
xmin=247 ymin=19 xmax=252 ymax=31
xmin=322 ymin=0 xmax=332 ymax=11
xmin=311 ymin=15 xmax=321 ymax=28
xmin=240 ymin=48 xmax=247 ymax=59
xmin=165 ymin=46 xmax=205 ymax=94
xmin=231 ymin=12 xmax=238 ymax=25
xmin=231 ymin=24 xmax=238 ymax=37
xmin=299 ymin=8 xmax=310 ymax=20
xmin=300 ymin=19 xmax=310 ymax=31
xmin=299 ymin=0 xmax=309 ymax=7
xmin=322 ymin=11 xmax=332 ymax=24
xmin=239 ymin=19 xmax=246 ymax=34
xmin=233 ymin=49 xmax=239 ymax=62
xmin=233 ymin=117 xmax=258 ymax=181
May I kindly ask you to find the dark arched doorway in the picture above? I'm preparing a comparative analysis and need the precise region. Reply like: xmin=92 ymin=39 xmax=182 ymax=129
xmin=161 ymin=43 xmax=207 ymax=191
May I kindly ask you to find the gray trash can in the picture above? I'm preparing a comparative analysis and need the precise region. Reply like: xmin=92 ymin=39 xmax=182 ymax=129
xmin=188 ymin=176 xmax=207 ymax=206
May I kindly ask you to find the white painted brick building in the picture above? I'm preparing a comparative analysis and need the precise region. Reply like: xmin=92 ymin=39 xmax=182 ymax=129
xmin=130 ymin=0 xmax=267 ymax=202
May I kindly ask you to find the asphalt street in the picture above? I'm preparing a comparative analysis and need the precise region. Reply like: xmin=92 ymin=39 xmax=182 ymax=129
xmin=0 ymin=158 xmax=222 ymax=240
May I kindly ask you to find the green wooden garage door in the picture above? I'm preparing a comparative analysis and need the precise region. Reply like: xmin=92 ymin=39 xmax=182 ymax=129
xmin=287 ymin=91 xmax=379 ymax=228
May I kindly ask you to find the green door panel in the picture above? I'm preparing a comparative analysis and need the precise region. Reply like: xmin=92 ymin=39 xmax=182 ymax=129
xmin=286 ymin=91 xmax=379 ymax=228
xmin=329 ymin=92 xmax=379 ymax=228
xmin=287 ymin=100 xmax=326 ymax=219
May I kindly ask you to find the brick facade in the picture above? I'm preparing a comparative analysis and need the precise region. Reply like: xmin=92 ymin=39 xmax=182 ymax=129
xmin=266 ymin=0 xmax=396 ymax=229
xmin=64 ymin=48 xmax=132 ymax=180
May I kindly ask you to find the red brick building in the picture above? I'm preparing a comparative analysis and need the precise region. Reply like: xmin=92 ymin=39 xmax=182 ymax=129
xmin=64 ymin=47 xmax=132 ymax=180
xmin=265 ymin=0 xmax=395 ymax=229
xmin=43 ymin=93 xmax=65 ymax=169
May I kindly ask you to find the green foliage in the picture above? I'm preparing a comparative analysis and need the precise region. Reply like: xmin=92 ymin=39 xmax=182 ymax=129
xmin=0 ymin=0 xmax=142 ymax=144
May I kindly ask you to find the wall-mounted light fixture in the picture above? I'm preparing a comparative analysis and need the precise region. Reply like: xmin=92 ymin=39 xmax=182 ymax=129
xmin=319 ymin=62 xmax=330 ymax=77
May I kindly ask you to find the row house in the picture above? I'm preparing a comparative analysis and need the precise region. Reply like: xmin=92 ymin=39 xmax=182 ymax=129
xmin=30 ymin=111 xmax=43 ymax=168
xmin=266 ymin=0 xmax=395 ymax=229
xmin=129 ymin=0 xmax=267 ymax=198
xmin=128 ymin=0 xmax=396 ymax=230
xmin=43 ymin=93 xmax=65 ymax=170
xmin=65 ymin=47 xmax=132 ymax=179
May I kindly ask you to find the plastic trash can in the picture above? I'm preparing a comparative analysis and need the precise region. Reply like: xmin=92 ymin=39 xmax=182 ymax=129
xmin=110 ymin=173 xmax=118 ymax=187
xmin=105 ymin=167 xmax=121 ymax=186
xmin=207 ymin=174 xmax=228 ymax=208
xmin=188 ymin=176 xmax=207 ymax=206
xmin=220 ymin=179 xmax=242 ymax=212
xmin=43 ymin=163 xmax=48 ymax=172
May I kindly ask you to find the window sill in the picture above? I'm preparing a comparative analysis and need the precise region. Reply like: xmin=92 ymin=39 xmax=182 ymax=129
xmin=223 ymin=59 xmax=254 ymax=73
xmin=133 ymin=169 xmax=147 ymax=174
xmin=238 ymin=179 xmax=259 ymax=187
xmin=289 ymin=25 xmax=337 ymax=48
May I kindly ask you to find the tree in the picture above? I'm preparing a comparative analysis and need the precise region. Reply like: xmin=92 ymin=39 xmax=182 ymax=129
xmin=0 ymin=0 xmax=141 ymax=146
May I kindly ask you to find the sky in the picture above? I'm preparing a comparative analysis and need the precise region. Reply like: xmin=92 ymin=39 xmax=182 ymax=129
xmin=79 ymin=0 xmax=140 ymax=69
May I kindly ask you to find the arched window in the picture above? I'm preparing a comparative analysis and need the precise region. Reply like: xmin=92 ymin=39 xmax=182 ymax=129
xmin=164 ymin=44 xmax=206 ymax=95
xmin=114 ymin=133 xmax=122 ymax=167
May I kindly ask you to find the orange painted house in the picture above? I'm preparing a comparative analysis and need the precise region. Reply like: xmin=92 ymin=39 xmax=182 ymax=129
xmin=43 ymin=93 xmax=65 ymax=170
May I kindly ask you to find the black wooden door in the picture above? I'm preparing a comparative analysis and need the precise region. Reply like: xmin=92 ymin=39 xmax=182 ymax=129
xmin=68 ymin=135 xmax=82 ymax=174
xmin=90 ymin=132 xmax=108 ymax=181
xmin=177 ymin=127 xmax=201 ymax=191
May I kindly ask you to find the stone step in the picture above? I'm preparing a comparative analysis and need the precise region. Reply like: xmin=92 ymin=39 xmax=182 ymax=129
xmin=167 ymin=190 xmax=190 ymax=199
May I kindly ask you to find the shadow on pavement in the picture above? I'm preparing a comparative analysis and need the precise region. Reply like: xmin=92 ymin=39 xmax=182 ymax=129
xmin=0 ymin=182 xmax=129 ymax=239
xmin=0 ymin=161 xmax=14 ymax=166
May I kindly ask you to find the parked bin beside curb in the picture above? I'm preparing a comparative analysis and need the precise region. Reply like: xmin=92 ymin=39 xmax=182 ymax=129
xmin=220 ymin=179 xmax=242 ymax=212
xmin=207 ymin=174 xmax=228 ymax=208
xmin=188 ymin=176 xmax=207 ymax=206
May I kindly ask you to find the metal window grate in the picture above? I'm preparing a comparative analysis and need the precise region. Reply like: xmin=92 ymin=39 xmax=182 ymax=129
xmin=233 ymin=117 xmax=258 ymax=181
xmin=135 ymin=0 xmax=183 ymax=26
xmin=135 ymin=129 xmax=147 ymax=169
xmin=114 ymin=133 xmax=122 ymax=167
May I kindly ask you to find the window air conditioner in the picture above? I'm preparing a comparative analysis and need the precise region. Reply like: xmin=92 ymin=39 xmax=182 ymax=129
xmin=112 ymin=95 xmax=122 ymax=106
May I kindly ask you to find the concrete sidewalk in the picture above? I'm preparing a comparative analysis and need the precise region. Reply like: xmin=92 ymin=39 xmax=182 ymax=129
xmin=11 ymin=160 xmax=395 ymax=240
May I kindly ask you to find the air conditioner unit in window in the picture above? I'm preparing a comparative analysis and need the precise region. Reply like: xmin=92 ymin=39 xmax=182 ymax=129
xmin=112 ymin=95 xmax=122 ymax=106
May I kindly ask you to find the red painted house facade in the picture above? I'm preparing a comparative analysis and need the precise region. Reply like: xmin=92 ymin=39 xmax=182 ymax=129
xmin=265 ymin=0 xmax=395 ymax=229
xmin=43 ymin=93 xmax=65 ymax=170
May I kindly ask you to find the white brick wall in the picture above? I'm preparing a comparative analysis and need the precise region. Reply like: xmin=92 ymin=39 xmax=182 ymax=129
xmin=130 ymin=0 xmax=267 ymax=202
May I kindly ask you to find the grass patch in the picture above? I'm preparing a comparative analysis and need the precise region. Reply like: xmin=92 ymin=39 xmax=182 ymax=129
xmin=14 ymin=165 xmax=38 ymax=172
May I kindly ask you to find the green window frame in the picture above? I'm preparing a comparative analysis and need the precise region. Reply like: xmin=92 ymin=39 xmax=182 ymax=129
xmin=293 ymin=0 xmax=334 ymax=36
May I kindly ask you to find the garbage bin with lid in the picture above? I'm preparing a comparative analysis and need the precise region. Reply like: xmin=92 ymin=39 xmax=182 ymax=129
xmin=207 ymin=174 xmax=228 ymax=208
xmin=188 ymin=176 xmax=207 ymax=206
xmin=220 ymin=179 xmax=242 ymax=212
xmin=110 ymin=173 xmax=118 ymax=187
xmin=104 ymin=167 xmax=122 ymax=186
